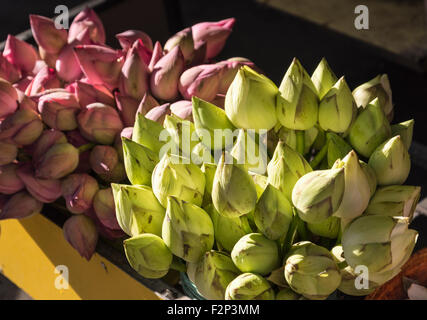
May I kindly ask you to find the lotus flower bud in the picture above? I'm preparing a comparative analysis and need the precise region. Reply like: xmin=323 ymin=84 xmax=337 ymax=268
xmin=353 ymin=74 xmax=393 ymax=121
xmin=148 ymin=41 xmax=163 ymax=72
xmin=162 ymin=196 xmax=214 ymax=262
xmin=31 ymin=129 xmax=66 ymax=163
xmin=30 ymin=15 xmax=67 ymax=55
xmin=114 ymin=92 xmax=139 ymax=127
xmin=326 ymin=132 xmax=352 ymax=168
xmin=3 ymin=35 xmax=38 ymax=73
xmin=114 ymin=126 xmax=133 ymax=161
xmin=212 ymin=153 xmax=257 ymax=218
xmin=190 ymin=40 xmax=207 ymax=67
xmin=26 ymin=66 xmax=61 ymax=96
xmin=16 ymin=163 xmax=62 ymax=203
xmin=119 ymin=41 xmax=150 ymax=101
xmin=342 ymin=215 xmax=417 ymax=275
xmin=225 ymin=66 xmax=278 ymax=130
xmin=254 ymin=184 xmax=293 ymax=240
xmin=132 ymin=113 xmax=164 ymax=154
xmin=311 ymin=58 xmax=338 ymax=99
xmin=112 ymin=183 xmax=165 ymax=236
xmin=152 ymin=153 xmax=205 ymax=207
xmin=273 ymin=126 xmax=297 ymax=151
xmin=150 ymin=46 xmax=185 ymax=101
xmin=0 ymin=79 xmax=18 ymax=119
xmin=0 ymin=191 xmax=42 ymax=220
xmin=56 ymin=44 xmax=84 ymax=82
xmin=34 ymin=143 xmax=79 ymax=179
xmin=348 ymin=98 xmax=391 ymax=158
xmin=164 ymin=27 xmax=194 ymax=62
xmin=77 ymin=103 xmax=124 ymax=145
xmin=277 ymin=58 xmax=319 ymax=130
xmin=170 ymin=100 xmax=192 ymax=121
xmin=365 ymin=185 xmax=421 ymax=220
xmin=231 ymin=233 xmax=280 ymax=275
xmin=0 ymin=141 xmax=17 ymax=165
xmin=391 ymin=119 xmax=414 ymax=150
xmin=192 ymin=18 xmax=235 ymax=60
xmin=193 ymin=250 xmax=240 ymax=299
xmin=0 ymin=164 xmax=24 ymax=194
xmin=68 ymin=8 xmax=106 ymax=44
xmin=122 ymin=137 xmax=158 ymax=185
xmin=0 ymin=55 xmax=21 ymax=83
xmin=0 ymin=109 xmax=43 ymax=146
xmin=74 ymin=45 xmax=124 ymax=90
xmin=63 ymin=215 xmax=98 ymax=260
xmin=145 ymin=103 xmax=171 ymax=123
xmin=225 ymin=273 xmax=275 ymax=300
xmin=359 ymin=160 xmax=377 ymax=197
xmin=136 ymin=92 xmax=159 ymax=115
xmin=62 ymin=173 xmax=99 ymax=214
xmin=124 ymin=233 xmax=172 ymax=279
xmin=307 ymin=215 xmax=340 ymax=239
xmin=276 ymin=288 xmax=301 ymax=300
xmin=115 ymin=29 xmax=153 ymax=51
xmin=70 ymin=80 xmax=114 ymax=108
xmin=89 ymin=145 xmax=119 ymax=175
xmin=97 ymin=161 xmax=126 ymax=183
xmin=368 ymin=136 xmax=410 ymax=186
xmin=192 ymin=96 xmax=235 ymax=151
xmin=216 ymin=58 xmax=254 ymax=95
xmin=318 ymin=77 xmax=357 ymax=133
xmin=179 ymin=64 xmax=223 ymax=102
xmin=285 ymin=242 xmax=341 ymax=300
xmin=251 ymin=173 xmax=268 ymax=199
xmin=162 ymin=114 xmax=198 ymax=158
xmin=93 ymin=188 xmax=120 ymax=230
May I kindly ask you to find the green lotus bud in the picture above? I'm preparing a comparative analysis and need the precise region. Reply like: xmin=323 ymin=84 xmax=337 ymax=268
xmin=251 ymin=173 xmax=268 ymax=199
xmin=284 ymin=241 xmax=342 ymax=300
xmin=368 ymin=135 xmax=410 ymax=186
xmin=132 ymin=113 xmax=165 ymax=155
xmin=152 ymin=153 xmax=205 ymax=207
xmin=186 ymin=261 xmax=198 ymax=284
xmin=277 ymin=58 xmax=318 ymax=130
xmin=201 ymin=162 xmax=216 ymax=205
xmin=192 ymin=96 xmax=235 ymax=150
xmin=122 ymin=137 xmax=159 ymax=185
xmin=225 ymin=66 xmax=278 ymax=130
xmin=267 ymin=141 xmax=312 ymax=201
xmin=391 ymin=119 xmax=414 ymax=150
xmin=231 ymin=233 xmax=280 ymax=275
xmin=111 ymin=184 xmax=165 ymax=237
xmin=225 ymin=273 xmax=275 ymax=300
xmin=326 ymin=132 xmax=352 ymax=168
xmin=163 ymin=114 xmax=198 ymax=159
xmin=292 ymin=168 xmax=344 ymax=224
xmin=205 ymin=204 xmax=252 ymax=252
xmin=254 ymin=184 xmax=293 ymax=240
xmin=307 ymin=215 xmax=340 ymax=239
xmin=191 ymin=142 xmax=214 ymax=166
xmin=275 ymin=126 xmax=297 ymax=150
xmin=162 ymin=196 xmax=214 ymax=263
xmin=319 ymin=77 xmax=357 ymax=133
xmin=353 ymin=74 xmax=393 ymax=121
xmin=230 ymin=129 xmax=268 ymax=174
xmin=342 ymin=215 xmax=418 ymax=275
xmin=212 ymin=153 xmax=257 ymax=218
xmin=303 ymin=126 xmax=319 ymax=155
xmin=311 ymin=58 xmax=338 ymax=99
xmin=276 ymin=287 xmax=301 ymax=300
xmin=312 ymin=125 xmax=326 ymax=151
xmin=193 ymin=250 xmax=241 ymax=299
xmin=348 ymin=98 xmax=391 ymax=158
xmin=365 ymin=185 xmax=421 ymax=220
xmin=123 ymin=233 xmax=173 ymax=279
xmin=359 ymin=160 xmax=377 ymax=197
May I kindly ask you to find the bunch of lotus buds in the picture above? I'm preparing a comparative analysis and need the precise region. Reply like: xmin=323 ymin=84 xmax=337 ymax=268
xmin=113 ymin=48 xmax=421 ymax=300
xmin=0 ymin=8 xmax=250 ymax=260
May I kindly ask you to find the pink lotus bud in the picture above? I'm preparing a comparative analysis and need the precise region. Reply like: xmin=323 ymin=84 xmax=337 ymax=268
xmin=116 ymin=29 xmax=153 ymax=51
xmin=114 ymin=92 xmax=139 ymax=127
xmin=178 ymin=64 xmax=224 ymax=101
xmin=56 ymin=44 xmax=83 ymax=82
xmin=38 ymin=91 xmax=81 ymax=131
xmin=30 ymin=15 xmax=68 ymax=55
xmin=63 ymin=215 xmax=98 ymax=260
xmin=85 ymin=207 xmax=124 ymax=239
xmin=93 ymin=188 xmax=120 ymax=230
xmin=0 ymin=78 xmax=18 ymax=119
xmin=74 ymin=45 xmax=125 ymax=90
xmin=64 ymin=130 xmax=91 ymax=174
xmin=68 ymin=7 xmax=105 ymax=44
xmin=89 ymin=145 xmax=118 ymax=175
xmin=145 ymin=103 xmax=171 ymax=123
xmin=170 ymin=100 xmax=193 ymax=121
xmin=32 ymin=59 xmax=49 ymax=75
xmin=192 ymin=18 xmax=235 ymax=60
xmin=0 ymin=55 xmax=21 ymax=83
xmin=164 ymin=27 xmax=195 ymax=63
xmin=62 ymin=173 xmax=99 ymax=214
xmin=211 ymin=94 xmax=226 ymax=109
xmin=0 ymin=109 xmax=43 ymax=146
xmin=150 ymin=46 xmax=185 ymax=101
xmin=216 ymin=58 xmax=254 ymax=94
xmin=13 ymin=76 xmax=33 ymax=93
xmin=136 ymin=92 xmax=159 ymax=115
xmin=25 ymin=66 xmax=61 ymax=96
xmin=0 ymin=141 xmax=18 ymax=165
xmin=0 ymin=191 xmax=43 ymax=220
xmin=148 ymin=41 xmax=163 ymax=73
xmin=3 ymin=35 xmax=39 ymax=74
xmin=189 ymin=40 xmax=207 ymax=66
xmin=38 ymin=47 xmax=58 ymax=69
xmin=34 ymin=143 xmax=79 ymax=179
xmin=68 ymin=80 xmax=114 ymax=108
xmin=32 ymin=129 xmax=67 ymax=164
xmin=16 ymin=163 xmax=62 ymax=203
xmin=0 ymin=164 xmax=24 ymax=194
xmin=114 ymin=126 xmax=133 ymax=161
xmin=77 ymin=103 xmax=124 ymax=144
xmin=98 ymin=161 xmax=126 ymax=183
xmin=17 ymin=94 xmax=38 ymax=112
xmin=118 ymin=41 xmax=150 ymax=101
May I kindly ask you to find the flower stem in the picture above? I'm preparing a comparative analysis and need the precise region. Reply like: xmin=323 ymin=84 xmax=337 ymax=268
xmin=309 ymin=142 xmax=329 ymax=169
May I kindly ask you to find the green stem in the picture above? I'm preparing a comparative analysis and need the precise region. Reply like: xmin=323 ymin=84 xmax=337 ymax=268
xmin=296 ymin=130 xmax=305 ymax=155
xmin=309 ymin=142 xmax=328 ymax=168
xmin=78 ymin=143 xmax=95 ymax=154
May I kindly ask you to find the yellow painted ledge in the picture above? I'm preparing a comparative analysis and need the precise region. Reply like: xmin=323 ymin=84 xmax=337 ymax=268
xmin=0 ymin=213 xmax=160 ymax=300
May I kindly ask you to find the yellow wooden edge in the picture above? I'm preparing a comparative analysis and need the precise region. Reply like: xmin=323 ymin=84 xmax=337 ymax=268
xmin=0 ymin=213 xmax=160 ymax=300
